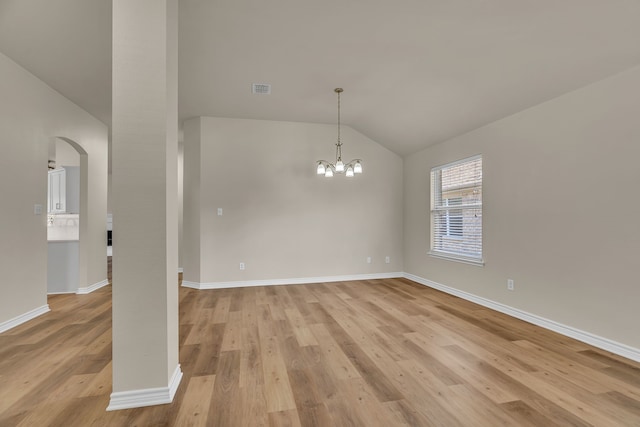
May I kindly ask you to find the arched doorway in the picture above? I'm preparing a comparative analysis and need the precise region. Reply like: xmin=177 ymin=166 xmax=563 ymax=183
xmin=46 ymin=137 xmax=89 ymax=294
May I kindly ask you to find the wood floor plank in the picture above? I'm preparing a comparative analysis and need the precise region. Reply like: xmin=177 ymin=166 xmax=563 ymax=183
xmin=274 ymin=320 xmax=335 ymax=427
xmin=267 ymin=409 xmax=302 ymax=427
xmin=407 ymin=330 xmax=600 ymax=426
xmin=319 ymin=303 xmax=404 ymax=402
xmin=598 ymin=390 xmax=640 ymax=421
xmin=513 ymin=340 xmax=640 ymax=398
xmin=220 ymin=310 xmax=242 ymax=352
xmin=191 ymin=343 xmax=220 ymax=377
xmin=444 ymin=383 xmax=524 ymax=426
xmin=207 ymin=350 xmax=241 ymax=426
xmin=15 ymin=400 xmax=70 ymax=427
xmin=174 ymin=375 xmax=216 ymax=427
xmin=259 ymin=334 xmax=297 ymax=413
xmin=238 ymin=383 xmax=268 ymax=426
xmin=308 ymin=323 xmax=361 ymax=380
xmin=43 ymin=395 xmax=110 ymax=427
xmin=0 ymin=345 xmax=85 ymax=413
xmin=439 ymin=344 xmax=527 ymax=403
xmin=211 ymin=296 xmax=231 ymax=324
xmin=383 ymin=399 xmax=435 ymax=427
xmin=183 ymin=307 xmax=215 ymax=346
xmin=77 ymin=360 xmax=112 ymax=397
xmin=1 ymin=273 xmax=639 ymax=426
xmin=393 ymin=358 xmax=472 ymax=426
xmin=283 ymin=307 xmax=318 ymax=347
xmin=239 ymin=324 xmax=263 ymax=389
xmin=338 ymin=377 xmax=401 ymax=427
xmin=398 ymin=332 xmax=466 ymax=386
xmin=500 ymin=400 xmax=562 ymax=427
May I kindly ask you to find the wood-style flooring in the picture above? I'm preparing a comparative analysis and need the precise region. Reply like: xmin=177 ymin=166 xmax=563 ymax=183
xmin=1 ymin=265 xmax=640 ymax=426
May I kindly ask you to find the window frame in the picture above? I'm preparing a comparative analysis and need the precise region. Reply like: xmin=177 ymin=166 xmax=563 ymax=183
xmin=429 ymin=155 xmax=484 ymax=266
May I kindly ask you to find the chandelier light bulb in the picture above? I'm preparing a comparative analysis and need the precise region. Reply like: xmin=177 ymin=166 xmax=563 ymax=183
xmin=335 ymin=160 xmax=344 ymax=172
xmin=325 ymin=167 xmax=333 ymax=177
xmin=354 ymin=161 xmax=362 ymax=174
xmin=317 ymin=163 xmax=326 ymax=175
xmin=346 ymin=166 xmax=354 ymax=177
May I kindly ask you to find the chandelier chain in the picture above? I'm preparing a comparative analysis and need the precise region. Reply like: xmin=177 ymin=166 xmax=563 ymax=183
xmin=337 ymin=89 xmax=341 ymax=146
xmin=336 ymin=88 xmax=342 ymax=161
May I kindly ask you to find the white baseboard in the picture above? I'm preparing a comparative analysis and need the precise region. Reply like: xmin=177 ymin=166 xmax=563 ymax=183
xmin=0 ymin=304 xmax=50 ymax=334
xmin=182 ymin=272 xmax=404 ymax=290
xmin=107 ymin=364 xmax=183 ymax=411
xmin=178 ymin=267 xmax=183 ymax=274
xmin=403 ymin=272 xmax=640 ymax=363
xmin=77 ymin=279 xmax=110 ymax=295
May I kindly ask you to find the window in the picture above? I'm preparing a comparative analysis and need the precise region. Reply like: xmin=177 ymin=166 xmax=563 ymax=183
xmin=430 ymin=155 xmax=483 ymax=265
xmin=443 ymin=197 xmax=463 ymax=237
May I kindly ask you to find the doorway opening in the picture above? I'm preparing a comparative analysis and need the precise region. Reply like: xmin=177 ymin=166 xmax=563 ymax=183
xmin=46 ymin=137 xmax=88 ymax=294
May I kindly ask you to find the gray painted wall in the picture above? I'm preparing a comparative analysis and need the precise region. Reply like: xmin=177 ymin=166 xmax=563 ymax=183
xmin=404 ymin=66 xmax=640 ymax=351
xmin=0 ymin=51 xmax=108 ymax=327
xmin=183 ymin=117 xmax=404 ymax=285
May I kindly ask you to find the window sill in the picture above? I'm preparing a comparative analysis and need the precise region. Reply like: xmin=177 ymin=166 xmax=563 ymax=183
xmin=428 ymin=251 xmax=485 ymax=267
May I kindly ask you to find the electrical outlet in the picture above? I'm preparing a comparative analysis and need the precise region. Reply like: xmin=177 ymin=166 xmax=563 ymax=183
xmin=507 ymin=279 xmax=514 ymax=291
xmin=366 ymin=257 xmax=372 ymax=264
xmin=239 ymin=262 xmax=245 ymax=270
xmin=217 ymin=208 xmax=223 ymax=216
xmin=385 ymin=256 xmax=390 ymax=264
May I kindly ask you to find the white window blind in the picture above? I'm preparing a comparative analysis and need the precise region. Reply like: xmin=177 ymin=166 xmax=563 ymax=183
xmin=430 ymin=155 xmax=483 ymax=265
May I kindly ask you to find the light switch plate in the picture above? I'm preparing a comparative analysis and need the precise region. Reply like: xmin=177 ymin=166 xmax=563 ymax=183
xmin=34 ymin=204 xmax=43 ymax=215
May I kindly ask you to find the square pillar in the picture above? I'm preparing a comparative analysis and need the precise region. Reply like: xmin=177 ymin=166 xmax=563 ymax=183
xmin=108 ymin=0 xmax=181 ymax=410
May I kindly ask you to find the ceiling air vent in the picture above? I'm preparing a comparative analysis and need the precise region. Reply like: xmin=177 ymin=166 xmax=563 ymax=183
xmin=252 ymin=83 xmax=271 ymax=94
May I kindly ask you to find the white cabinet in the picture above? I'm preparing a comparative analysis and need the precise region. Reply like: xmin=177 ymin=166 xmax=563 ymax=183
xmin=48 ymin=166 xmax=79 ymax=214
xmin=48 ymin=168 xmax=65 ymax=213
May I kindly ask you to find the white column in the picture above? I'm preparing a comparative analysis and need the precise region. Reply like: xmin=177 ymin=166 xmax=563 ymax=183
xmin=108 ymin=0 xmax=181 ymax=411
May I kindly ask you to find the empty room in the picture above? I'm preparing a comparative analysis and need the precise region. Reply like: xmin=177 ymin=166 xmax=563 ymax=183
xmin=1 ymin=0 xmax=639 ymax=426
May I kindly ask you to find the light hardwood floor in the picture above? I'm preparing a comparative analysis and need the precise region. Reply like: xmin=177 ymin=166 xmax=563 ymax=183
xmin=1 ymin=270 xmax=639 ymax=426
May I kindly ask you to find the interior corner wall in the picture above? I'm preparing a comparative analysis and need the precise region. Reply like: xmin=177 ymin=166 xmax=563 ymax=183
xmin=403 ymin=65 xmax=640 ymax=351
xmin=177 ymin=143 xmax=184 ymax=270
xmin=182 ymin=118 xmax=201 ymax=283
xmin=183 ymin=117 xmax=403 ymax=285
xmin=0 ymin=51 xmax=108 ymax=327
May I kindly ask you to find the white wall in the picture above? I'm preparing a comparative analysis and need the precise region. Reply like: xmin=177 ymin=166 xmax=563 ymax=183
xmin=55 ymin=138 xmax=81 ymax=167
xmin=404 ymin=65 xmax=640 ymax=351
xmin=0 ymin=51 xmax=108 ymax=328
xmin=183 ymin=117 xmax=403 ymax=285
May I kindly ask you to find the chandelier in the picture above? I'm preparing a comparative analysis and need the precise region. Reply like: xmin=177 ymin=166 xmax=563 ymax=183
xmin=316 ymin=88 xmax=362 ymax=178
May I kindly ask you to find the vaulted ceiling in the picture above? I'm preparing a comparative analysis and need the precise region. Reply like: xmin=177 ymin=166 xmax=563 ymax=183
xmin=1 ymin=0 xmax=639 ymax=155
